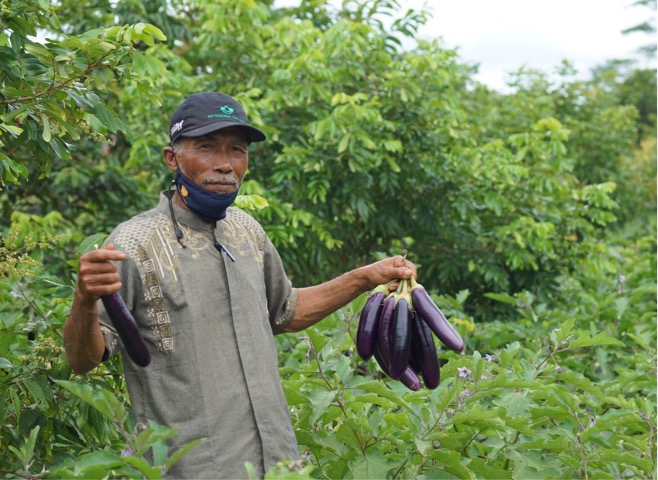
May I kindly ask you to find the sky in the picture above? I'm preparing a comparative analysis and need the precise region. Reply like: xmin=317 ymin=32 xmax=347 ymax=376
xmin=413 ymin=0 xmax=656 ymax=90
xmin=275 ymin=0 xmax=657 ymax=91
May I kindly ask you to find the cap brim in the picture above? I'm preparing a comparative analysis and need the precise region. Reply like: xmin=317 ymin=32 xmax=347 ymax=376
xmin=181 ymin=121 xmax=266 ymax=143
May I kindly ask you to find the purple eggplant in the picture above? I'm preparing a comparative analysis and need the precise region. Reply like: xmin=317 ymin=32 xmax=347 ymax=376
xmin=373 ymin=346 xmax=421 ymax=391
xmin=389 ymin=296 xmax=411 ymax=380
xmin=399 ymin=365 xmax=422 ymax=391
xmin=409 ymin=278 xmax=464 ymax=353
xmin=101 ymin=293 xmax=151 ymax=367
xmin=356 ymin=290 xmax=386 ymax=360
xmin=376 ymin=294 xmax=397 ymax=369
xmin=411 ymin=312 xmax=440 ymax=389
xmin=409 ymin=338 xmax=421 ymax=373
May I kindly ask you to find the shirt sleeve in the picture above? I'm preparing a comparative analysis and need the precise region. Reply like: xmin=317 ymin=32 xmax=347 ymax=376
xmin=262 ymin=236 xmax=297 ymax=334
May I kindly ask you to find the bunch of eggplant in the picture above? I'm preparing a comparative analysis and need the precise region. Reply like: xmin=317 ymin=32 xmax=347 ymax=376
xmin=356 ymin=277 xmax=464 ymax=391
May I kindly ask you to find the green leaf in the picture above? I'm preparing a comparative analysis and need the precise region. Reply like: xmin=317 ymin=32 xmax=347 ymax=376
xmin=282 ymin=380 xmax=311 ymax=406
xmin=23 ymin=378 xmax=49 ymax=405
xmin=432 ymin=450 xmax=476 ymax=479
xmin=2 ymin=124 xmax=23 ymax=136
xmin=151 ymin=440 xmax=168 ymax=467
xmin=24 ymin=426 xmax=40 ymax=466
xmin=10 ymin=387 xmax=21 ymax=425
xmin=71 ymin=450 xmax=124 ymax=476
xmin=0 ymin=155 xmax=29 ymax=184
xmin=9 ymin=425 xmax=39 ymax=466
xmin=338 ymin=133 xmax=351 ymax=153
xmin=452 ymin=405 xmax=506 ymax=431
xmin=143 ymin=24 xmax=167 ymax=41
xmin=484 ymin=292 xmax=517 ymax=305
xmin=550 ymin=318 xmax=575 ymax=344
xmin=467 ymin=457 xmax=513 ymax=479
xmin=555 ymin=370 xmax=606 ymax=399
xmin=349 ymin=393 xmax=397 ymax=409
xmin=75 ymin=233 xmax=108 ymax=257
xmin=164 ymin=439 xmax=203 ymax=470
xmin=385 ymin=156 xmax=401 ymax=172
xmin=305 ymin=328 xmax=329 ymax=356
xmin=41 ymin=114 xmax=51 ymax=142
xmin=598 ymin=450 xmax=654 ymax=475
xmin=0 ymin=357 xmax=13 ymax=369
xmin=348 ymin=448 xmax=396 ymax=479
xmin=122 ymin=455 xmax=162 ymax=478
xmin=354 ymin=380 xmax=409 ymax=410
xmin=568 ymin=331 xmax=625 ymax=349
xmin=307 ymin=388 xmax=336 ymax=425
xmin=55 ymin=380 xmax=127 ymax=423
xmin=235 ymin=194 xmax=269 ymax=210
xmin=0 ymin=391 xmax=9 ymax=426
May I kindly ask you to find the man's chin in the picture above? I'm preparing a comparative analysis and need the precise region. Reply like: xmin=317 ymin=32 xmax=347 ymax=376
xmin=205 ymin=186 xmax=237 ymax=196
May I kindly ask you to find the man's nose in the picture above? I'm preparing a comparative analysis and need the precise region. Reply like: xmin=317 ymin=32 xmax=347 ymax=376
xmin=211 ymin=151 xmax=233 ymax=171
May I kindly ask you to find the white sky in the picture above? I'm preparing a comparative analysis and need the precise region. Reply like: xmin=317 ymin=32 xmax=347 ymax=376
xmin=416 ymin=0 xmax=656 ymax=90
xmin=275 ymin=0 xmax=657 ymax=91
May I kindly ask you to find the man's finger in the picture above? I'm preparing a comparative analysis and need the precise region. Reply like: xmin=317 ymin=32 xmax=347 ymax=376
xmin=83 ymin=246 xmax=126 ymax=263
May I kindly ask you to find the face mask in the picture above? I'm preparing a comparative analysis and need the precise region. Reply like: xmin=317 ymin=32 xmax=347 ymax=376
xmin=174 ymin=170 xmax=238 ymax=224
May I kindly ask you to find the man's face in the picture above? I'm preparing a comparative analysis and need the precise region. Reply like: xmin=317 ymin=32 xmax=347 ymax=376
xmin=167 ymin=127 xmax=249 ymax=195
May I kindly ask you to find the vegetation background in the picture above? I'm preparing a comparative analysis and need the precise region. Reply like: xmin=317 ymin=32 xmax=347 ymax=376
xmin=0 ymin=0 xmax=655 ymax=478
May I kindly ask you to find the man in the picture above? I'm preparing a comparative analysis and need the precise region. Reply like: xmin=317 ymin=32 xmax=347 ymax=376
xmin=63 ymin=92 xmax=416 ymax=479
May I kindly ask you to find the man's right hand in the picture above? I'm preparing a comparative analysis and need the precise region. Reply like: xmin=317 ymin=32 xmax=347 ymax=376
xmin=63 ymin=243 xmax=125 ymax=374
xmin=76 ymin=243 xmax=126 ymax=302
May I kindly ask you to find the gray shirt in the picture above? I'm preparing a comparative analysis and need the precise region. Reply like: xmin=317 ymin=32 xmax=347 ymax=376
xmin=98 ymin=192 xmax=299 ymax=479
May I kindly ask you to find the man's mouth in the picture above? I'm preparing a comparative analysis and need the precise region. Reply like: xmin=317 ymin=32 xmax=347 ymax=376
xmin=203 ymin=179 xmax=238 ymax=193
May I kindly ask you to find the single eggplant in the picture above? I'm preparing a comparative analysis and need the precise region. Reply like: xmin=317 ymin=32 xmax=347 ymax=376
xmin=376 ymin=293 xmax=397 ymax=370
xmin=409 ymin=277 xmax=464 ymax=353
xmin=408 ymin=337 xmax=421 ymax=373
xmin=356 ymin=286 xmax=388 ymax=360
xmin=389 ymin=293 xmax=412 ymax=380
xmin=411 ymin=312 xmax=440 ymax=389
xmin=101 ymin=292 xmax=151 ymax=367
xmin=399 ymin=365 xmax=422 ymax=391
xmin=373 ymin=346 xmax=421 ymax=391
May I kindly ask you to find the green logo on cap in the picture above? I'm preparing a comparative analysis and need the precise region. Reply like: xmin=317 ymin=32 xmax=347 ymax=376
xmin=208 ymin=104 xmax=243 ymax=123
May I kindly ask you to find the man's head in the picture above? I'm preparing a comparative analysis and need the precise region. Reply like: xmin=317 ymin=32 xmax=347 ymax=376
xmin=163 ymin=93 xmax=265 ymax=219
xmin=168 ymin=92 xmax=266 ymax=145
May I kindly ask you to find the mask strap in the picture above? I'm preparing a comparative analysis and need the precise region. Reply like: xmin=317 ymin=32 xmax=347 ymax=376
xmin=167 ymin=179 xmax=187 ymax=248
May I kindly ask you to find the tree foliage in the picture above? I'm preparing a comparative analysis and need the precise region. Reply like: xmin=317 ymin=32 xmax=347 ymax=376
xmin=1 ymin=0 xmax=655 ymax=478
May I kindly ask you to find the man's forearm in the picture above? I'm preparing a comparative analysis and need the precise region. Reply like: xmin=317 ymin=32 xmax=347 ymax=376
xmin=284 ymin=267 xmax=370 ymax=333
xmin=283 ymin=256 xmax=416 ymax=333
xmin=63 ymin=292 xmax=106 ymax=374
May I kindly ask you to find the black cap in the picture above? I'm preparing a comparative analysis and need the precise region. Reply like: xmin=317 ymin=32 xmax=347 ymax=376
xmin=169 ymin=92 xmax=266 ymax=144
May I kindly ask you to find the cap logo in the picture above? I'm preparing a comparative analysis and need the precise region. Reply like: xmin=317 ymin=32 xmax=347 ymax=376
xmin=207 ymin=104 xmax=244 ymax=124
xmin=170 ymin=120 xmax=184 ymax=137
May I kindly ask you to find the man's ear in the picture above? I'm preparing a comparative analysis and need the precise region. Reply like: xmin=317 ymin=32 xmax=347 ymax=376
xmin=163 ymin=145 xmax=178 ymax=172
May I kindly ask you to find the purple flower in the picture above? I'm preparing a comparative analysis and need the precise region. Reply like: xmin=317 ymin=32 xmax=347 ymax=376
xmin=458 ymin=367 xmax=471 ymax=378
xmin=121 ymin=447 xmax=134 ymax=457
xmin=485 ymin=354 xmax=495 ymax=362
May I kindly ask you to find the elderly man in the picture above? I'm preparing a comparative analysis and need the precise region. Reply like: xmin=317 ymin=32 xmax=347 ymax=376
xmin=63 ymin=92 xmax=415 ymax=479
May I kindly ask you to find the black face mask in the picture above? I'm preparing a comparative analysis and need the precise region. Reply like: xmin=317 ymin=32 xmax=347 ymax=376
xmin=174 ymin=170 xmax=239 ymax=224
